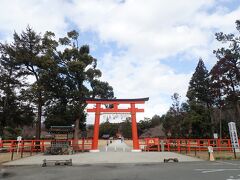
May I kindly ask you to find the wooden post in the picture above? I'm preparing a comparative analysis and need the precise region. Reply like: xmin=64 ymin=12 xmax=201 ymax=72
xmin=21 ymin=141 xmax=24 ymax=158
xmin=233 ymin=147 xmax=237 ymax=159
xmin=197 ymin=139 xmax=200 ymax=151
xmin=82 ymin=138 xmax=84 ymax=152
xmin=185 ymin=140 xmax=187 ymax=154
xmin=177 ymin=140 xmax=180 ymax=152
xmin=167 ymin=139 xmax=170 ymax=151
xmin=10 ymin=140 xmax=14 ymax=152
xmin=228 ymin=139 xmax=231 ymax=152
xmin=188 ymin=140 xmax=190 ymax=153
xmin=41 ymin=140 xmax=45 ymax=152
xmin=11 ymin=147 xmax=14 ymax=161
xmin=30 ymin=140 xmax=34 ymax=156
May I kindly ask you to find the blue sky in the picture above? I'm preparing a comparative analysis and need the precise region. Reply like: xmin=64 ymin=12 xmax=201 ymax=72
xmin=0 ymin=0 xmax=239 ymax=123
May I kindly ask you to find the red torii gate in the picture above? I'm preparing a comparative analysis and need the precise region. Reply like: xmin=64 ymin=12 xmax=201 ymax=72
xmin=86 ymin=97 xmax=149 ymax=152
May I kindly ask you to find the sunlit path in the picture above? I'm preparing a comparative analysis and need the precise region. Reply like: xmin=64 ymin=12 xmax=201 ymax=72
xmin=100 ymin=139 xmax=131 ymax=152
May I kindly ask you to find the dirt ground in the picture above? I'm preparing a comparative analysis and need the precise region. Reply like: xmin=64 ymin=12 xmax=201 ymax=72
xmin=0 ymin=140 xmax=124 ymax=164
xmin=185 ymin=151 xmax=240 ymax=160
xmin=0 ymin=152 xmax=38 ymax=164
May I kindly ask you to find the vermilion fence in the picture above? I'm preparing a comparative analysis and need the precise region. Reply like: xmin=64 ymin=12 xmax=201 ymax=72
xmin=139 ymin=138 xmax=235 ymax=152
xmin=0 ymin=138 xmax=237 ymax=153
xmin=0 ymin=138 xmax=93 ymax=153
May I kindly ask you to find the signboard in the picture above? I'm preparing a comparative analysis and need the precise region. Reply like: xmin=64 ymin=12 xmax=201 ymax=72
xmin=145 ymin=138 xmax=159 ymax=145
xmin=16 ymin=136 xmax=22 ymax=154
xmin=228 ymin=122 xmax=240 ymax=152
xmin=17 ymin=136 xmax=22 ymax=141
xmin=55 ymin=134 xmax=68 ymax=140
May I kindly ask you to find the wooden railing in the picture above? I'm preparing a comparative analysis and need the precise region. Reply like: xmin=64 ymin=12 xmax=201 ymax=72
xmin=0 ymin=138 xmax=93 ymax=153
xmin=139 ymin=138 xmax=236 ymax=152
xmin=0 ymin=138 xmax=237 ymax=153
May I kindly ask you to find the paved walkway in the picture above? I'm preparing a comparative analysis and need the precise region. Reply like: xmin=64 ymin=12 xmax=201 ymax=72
xmin=2 ymin=161 xmax=240 ymax=180
xmin=3 ymin=151 xmax=202 ymax=166
xmin=100 ymin=140 xmax=131 ymax=152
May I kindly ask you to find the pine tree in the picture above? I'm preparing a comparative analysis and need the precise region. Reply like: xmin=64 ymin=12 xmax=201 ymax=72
xmin=187 ymin=58 xmax=212 ymax=107
xmin=1 ymin=27 xmax=114 ymax=140
xmin=212 ymin=20 xmax=240 ymax=122
xmin=43 ymin=30 xmax=114 ymax=140
xmin=0 ymin=42 xmax=34 ymax=137
xmin=186 ymin=58 xmax=213 ymax=137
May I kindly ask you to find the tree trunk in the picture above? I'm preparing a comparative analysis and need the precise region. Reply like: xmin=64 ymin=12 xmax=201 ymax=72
xmin=236 ymin=103 xmax=240 ymax=121
xmin=35 ymin=94 xmax=42 ymax=140
xmin=219 ymin=107 xmax=222 ymax=139
xmin=73 ymin=118 xmax=80 ymax=149
xmin=210 ymin=112 xmax=214 ymax=137
xmin=208 ymin=106 xmax=215 ymax=138
xmin=0 ymin=125 xmax=4 ymax=137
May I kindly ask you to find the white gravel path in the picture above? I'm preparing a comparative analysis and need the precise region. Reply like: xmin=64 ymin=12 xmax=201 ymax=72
xmin=3 ymin=151 xmax=202 ymax=166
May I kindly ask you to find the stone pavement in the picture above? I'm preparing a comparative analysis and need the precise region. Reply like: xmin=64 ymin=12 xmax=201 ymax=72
xmin=3 ymin=151 xmax=202 ymax=166
xmin=2 ymin=161 xmax=240 ymax=180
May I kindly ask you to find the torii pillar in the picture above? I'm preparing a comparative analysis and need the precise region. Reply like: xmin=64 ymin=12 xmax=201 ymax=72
xmin=86 ymin=97 xmax=149 ymax=152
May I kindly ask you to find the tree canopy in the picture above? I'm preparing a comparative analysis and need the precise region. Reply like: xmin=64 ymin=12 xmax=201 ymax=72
xmin=161 ymin=20 xmax=240 ymax=138
xmin=0 ymin=27 xmax=114 ymax=139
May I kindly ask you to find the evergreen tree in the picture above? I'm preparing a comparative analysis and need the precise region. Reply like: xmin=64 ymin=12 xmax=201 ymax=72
xmin=99 ymin=119 xmax=118 ymax=137
xmin=212 ymin=20 xmax=240 ymax=122
xmin=162 ymin=93 xmax=185 ymax=138
xmin=182 ymin=103 xmax=212 ymax=138
xmin=186 ymin=59 xmax=213 ymax=137
xmin=0 ymin=27 xmax=114 ymax=140
xmin=120 ymin=118 xmax=132 ymax=138
xmin=187 ymin=58 xmax=212 ymax=107
xmin=43 ymin=30 xmax=114 ymax=140
xmin=0 ymin=27 xmax=58 ymax=139
xmin=0 ymin=42 xmax=34 ymax=137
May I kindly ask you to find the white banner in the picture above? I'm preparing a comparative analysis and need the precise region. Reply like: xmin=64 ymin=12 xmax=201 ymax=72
xmin=228 ymin=122 xmax=240 ymax=152
xmin=16 ymin=136 xmax=22 ymax=154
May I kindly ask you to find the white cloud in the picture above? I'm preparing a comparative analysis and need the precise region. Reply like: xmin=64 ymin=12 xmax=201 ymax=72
xmin=1 ymin=0 xmax=240 ymax=123
xmin=0 ymin=0 xmax=70 ymax=40
xmin=71 ymin=0 xmax=240 ymax=123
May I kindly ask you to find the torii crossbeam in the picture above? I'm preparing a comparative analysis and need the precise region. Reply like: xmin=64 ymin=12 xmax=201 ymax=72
xmin=86 ymin=97 xmax=149 ymax=152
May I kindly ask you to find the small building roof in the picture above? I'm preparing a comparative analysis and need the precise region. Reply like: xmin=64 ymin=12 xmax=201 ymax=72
xmin=49 ymin=126 xmax=74 ymax=134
